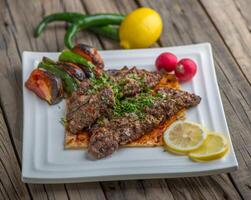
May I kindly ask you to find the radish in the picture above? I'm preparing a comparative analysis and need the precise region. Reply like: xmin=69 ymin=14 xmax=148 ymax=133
xmin=175 ymin=58 xmax=197 ymax=82
xmin=155 ymin=52 xmax=177 ymax=72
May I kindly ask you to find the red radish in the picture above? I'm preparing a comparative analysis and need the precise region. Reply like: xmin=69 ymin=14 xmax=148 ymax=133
xmin=175 ymin=58 xmax=197 ymax=82
xmin=155 ymin=52 xmax=178 ymax=72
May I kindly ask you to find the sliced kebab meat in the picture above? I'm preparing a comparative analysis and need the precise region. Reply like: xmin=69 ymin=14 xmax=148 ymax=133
xmin=66 ymin=67 xmax=162 ymax=133
xmin=88 ymin=88 xmax=201 ymax=159
xmin=66 ymin=80 xmax=115 ymax=134
xmin=107 ymin=66 xmax=162 ymax=97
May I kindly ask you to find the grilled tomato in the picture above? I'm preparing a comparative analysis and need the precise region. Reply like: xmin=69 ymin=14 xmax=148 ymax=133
xmin=58 ymin=62 xmax=85 ymax=81
xmin=25 ymin=68 xmax=63 ymax=104
xmin=72 ymin=43 xmax=104 ymax=68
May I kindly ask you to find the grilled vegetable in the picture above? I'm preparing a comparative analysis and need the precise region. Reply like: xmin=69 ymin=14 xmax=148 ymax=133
xmin=64 ymin=14 xmax=124 ymax=49
xmin=59 ymin=50 xmax=95 ymax=73
xmin=34 ymin=12 xmax=125 ymax=49
xmin=34 ymin=12 xmax=85 ymax=37
xmin=88 ymin=25 xmax=119 ymax=41
xmin=42 ymin=56 xmax=57 ymax=65
xmin=25 ymin=69 xmax=63 ymax=104
xmin=58 ymin=62 xmax=85 ymax=81
xmin=38 ymin=62 xmax=78 ymax=95
xmin=72 ymin=44 xmax=104 ymax=68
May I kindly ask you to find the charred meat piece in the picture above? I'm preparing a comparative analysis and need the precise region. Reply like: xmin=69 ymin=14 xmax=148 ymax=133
xmin=72 ymin=44 xmax=104 ymax=69
xmin=66 ymin=80 xmax=115 ymax=134
xmin=66 ymin=67 xmax=162 ymax=133
xmin=25 ymin=68 xmax=63 ymax=104
xmin=88 ymin=88 xmax=201 ymax=159
xmin=107 ymin=66 xmax=162 ymax=97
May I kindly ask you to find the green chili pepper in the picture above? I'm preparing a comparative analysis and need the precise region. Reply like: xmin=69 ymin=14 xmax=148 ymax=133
xmin=34 ymin=12 xmax=125 ymax=48
xmin=88 ymin=25 xmax=119 ymax=41
xmin=34 ymin=12 xmax=85 ymax=37
xmin=59 ymin=50 xmax=95 ymax=71
xmin=42 ymin=56 xmax=57 ymax=65
xmin=65 ymin=14 xmax=124 ymax=48
xmin=38 ymin=62 xmax=78 ymax=95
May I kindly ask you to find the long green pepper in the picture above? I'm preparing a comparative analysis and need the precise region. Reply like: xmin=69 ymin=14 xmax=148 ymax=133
xmin=38 ymin=62 xmax=78 ymax=95
xmin=59 ymin=50 xmax=95 ymax=71
xmin=34 ymin=12 xmax=125 ymax=49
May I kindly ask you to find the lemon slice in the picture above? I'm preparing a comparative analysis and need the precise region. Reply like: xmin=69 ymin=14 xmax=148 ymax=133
xmin=188 ymin=132 xmax=229 ymax=162
xmin=163 ymin=121 xmax=207 ymax=154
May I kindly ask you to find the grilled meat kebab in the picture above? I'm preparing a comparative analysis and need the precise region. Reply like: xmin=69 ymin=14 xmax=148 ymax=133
xmin=88 ymin=88 xmax=201 ymax=159
xmin=66 ymin=67 xmax=162 ymax=134
xmin=107 ymin=66 xmax=161 ymax=97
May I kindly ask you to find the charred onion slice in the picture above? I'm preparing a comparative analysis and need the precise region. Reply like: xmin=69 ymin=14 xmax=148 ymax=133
xmin=25 ymin=69 xmax=63 ymax=104
xmin=58 ymin=62 xmax=85 ymax=81
xmin=72 ymin=44 xmax=104 ymax=69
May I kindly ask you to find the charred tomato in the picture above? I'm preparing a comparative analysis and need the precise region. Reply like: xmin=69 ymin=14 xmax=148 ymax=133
xmin=25 ymin=68 xmax=63 ymax=104
xmin=72 ymin=44 xmax=104 ymax=69
xmin=58 ymin=62 xmax=85 ymax=81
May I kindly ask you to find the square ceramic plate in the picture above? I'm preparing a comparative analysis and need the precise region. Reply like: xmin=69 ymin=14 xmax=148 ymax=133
xmin=22 ymin=43 xmax=238 ymax=183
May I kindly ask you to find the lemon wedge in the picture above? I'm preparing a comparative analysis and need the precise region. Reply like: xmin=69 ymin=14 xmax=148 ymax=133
xmin=163 ymin=121 xmax=207 ymax=154
xmin=188 ymin=132 xmax=229 ymax=162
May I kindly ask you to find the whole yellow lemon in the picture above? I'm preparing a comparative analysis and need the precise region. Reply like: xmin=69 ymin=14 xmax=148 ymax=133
xmin=119 ymin=7 xmax=163 ymax=49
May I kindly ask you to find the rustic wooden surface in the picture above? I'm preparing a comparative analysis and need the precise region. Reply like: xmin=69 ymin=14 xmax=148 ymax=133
xmin=0 ymin=0 xmax=250 ymax=199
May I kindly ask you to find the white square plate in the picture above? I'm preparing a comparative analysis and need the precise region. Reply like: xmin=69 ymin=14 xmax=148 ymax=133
xmin=22 ymin=43 xmax=238 ymax=183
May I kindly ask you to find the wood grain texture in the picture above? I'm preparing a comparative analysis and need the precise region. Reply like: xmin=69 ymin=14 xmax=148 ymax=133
xmin=200 ymin=0 xmax=251 ymax=84
xmin=198 ymin=1 xmax=251 ymax=199
xmin=0 ymin=0 xmax=104 ymax=199
xmin=0 ymin=107 xmax=30 ymax=200
xmin=0 ymin=0 xmax=250 ymax=199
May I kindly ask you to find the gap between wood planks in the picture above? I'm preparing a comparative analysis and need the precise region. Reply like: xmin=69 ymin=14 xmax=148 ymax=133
xmin=197 ymin=1 xmax=250 ymax=198
xmin=1 ymin=1 xmax=35 ymax=199
xmin=197 ymin=0 xmax=251 ymax=87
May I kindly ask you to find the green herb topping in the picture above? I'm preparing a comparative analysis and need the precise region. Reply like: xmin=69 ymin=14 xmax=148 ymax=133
xmin=87 ymin=72 xmax=164 ymax=118
xmin=60 ymin=116 xmax=67 ymax=126
xmin=113 ymin=92 xmax=164 ymax=118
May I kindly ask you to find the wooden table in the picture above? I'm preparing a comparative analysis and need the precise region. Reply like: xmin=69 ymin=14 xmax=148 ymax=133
xmin=0 ymin=0 xmax=250 ymax=199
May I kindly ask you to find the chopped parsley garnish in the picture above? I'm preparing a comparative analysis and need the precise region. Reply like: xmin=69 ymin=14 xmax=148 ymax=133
xmin=88 ymin=74 xmax=110 ymax=94
xmin=60 ymin=116 xmax=67 ymax=126
xmin=113 ymin=92 xmax=163 ymax=118
xmin=86 ymin=72 xmax=164 ymax=118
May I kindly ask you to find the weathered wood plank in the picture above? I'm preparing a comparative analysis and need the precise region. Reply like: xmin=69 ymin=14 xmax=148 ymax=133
xmin=65 ymin=183 xmax=106 ymax=200
xmin=198 ymin=0 xmax=251 ymax=198
xmin=100 ymin=180 xmax=171 ymax=200
xmin=0 ymin=0 xmax=60 ymax=198
xmin=233 ymin=0 xmax=251 ymax=31
xmin=0 ymin=0 xmax=105 ymax=199
xmin=200 ymin=0 xmax=251 ymax=84
xmin=0 ymin=107 xmax=30 ymax=200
